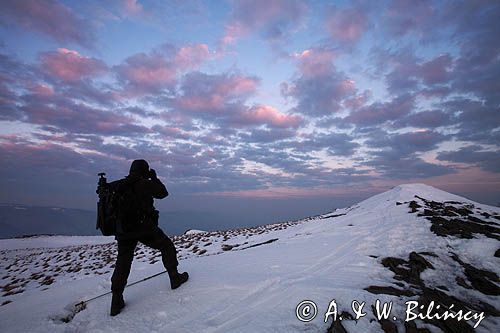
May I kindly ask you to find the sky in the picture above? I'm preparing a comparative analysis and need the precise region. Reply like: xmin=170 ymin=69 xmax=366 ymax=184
xmin=0 ymin=0 xmax=499 ymax=226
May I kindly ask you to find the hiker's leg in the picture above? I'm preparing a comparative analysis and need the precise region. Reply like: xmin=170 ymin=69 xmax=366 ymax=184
xmin=140 ymin=227 xmax=188 ymax=289
xmin=111 ymin=239 xmax=138 ymax=294
xmin=139 ymin=227 xmax=178 ymax=272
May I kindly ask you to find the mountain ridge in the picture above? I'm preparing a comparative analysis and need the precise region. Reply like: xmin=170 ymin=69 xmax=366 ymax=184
xmin=0 ymin=183 xmax=498 ymax=332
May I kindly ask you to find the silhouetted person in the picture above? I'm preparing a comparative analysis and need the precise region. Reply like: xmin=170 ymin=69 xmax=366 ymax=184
xmin=110 ymin=159 xmax=188 ymax=316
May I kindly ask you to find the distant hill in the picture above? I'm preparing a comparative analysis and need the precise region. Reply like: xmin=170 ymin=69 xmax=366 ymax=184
xmin=0 ymin=203 xmax=260 ymax=239
xmin=0 ymin=204 xmax=99 ymax=238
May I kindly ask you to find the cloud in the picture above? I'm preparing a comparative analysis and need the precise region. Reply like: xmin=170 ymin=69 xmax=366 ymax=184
xmin=437 ymin=146 xmax=500 ymax=173
xmin=372 ymin=48 xmax=453 ymax=96
xmin=115 ymin=52 xmax=177 ymax=95
xmin=175 ymin=71 xmax=258 ymax=113
xmin=115 ymin=43 xmax=211 ymax=96
xmin=221 ymin=0 xmax=308 ymax=46
xmin=0 ymin=0 xmax=94 ymax=47
xmin=239 ymin=128 xmax=296 ymax=143
xmin=365 ymin=152 xmax=455 ymax=179
xmin=419 ymin=54 xmax=453 ymax=85
xmin=151 ymin=125 xmax=190 ymax=140
xmin=238 ymin=105 xmax=302 ymax=128
xmin=1 ymin=1 xmax=499 ymax=206
xmin=29 ymin=84 xmax=55 ymax=97
xmin=282 ymin=47 xmax=356 ymax=117
xmin=442 ymin=98 xmax=500 ymax=145
xmin=293 ymin=48 xmax=336 ymax=77
xmin=374 ymin=1 xmax=498 ymax=102
xmin=18 ymin=95 xmax=150 ymax=136
xmin=174 ymin=72 xmax=301 ymax=129
xmin=383 ymin=0 xmax=435 ymax=37
xmin=345 ymin=94 xmax=414 ymax=127
xmin=366 ymin=130 xmax=448 ymax=155
xmin=394 ymin=110 xmax=454 ymax=129
xmin=0 ymin=138 xmax=135 ymax=207
xmin=175 ymin=44 xmax=210 ymax=69
xmin=283 ymin=132 xmax=359 ymax=157
xmin=357 ymin=128 xmax=453 ymax=179
xmin=326 ymin=6 xmax=369 ymax=45
xmin=445 ymin=1 xmax=500 ymax=69
xmin=123 ymin=0 xmax=144 ymax=16
xmin=235 ymin=144 xmax=370 ymax=189
xmin=40 ymin=48 xmax=107 ymax=82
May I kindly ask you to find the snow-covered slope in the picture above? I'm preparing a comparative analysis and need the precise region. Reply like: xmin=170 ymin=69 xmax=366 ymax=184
xmin=0 ymin=184 xmax=498 ymax=332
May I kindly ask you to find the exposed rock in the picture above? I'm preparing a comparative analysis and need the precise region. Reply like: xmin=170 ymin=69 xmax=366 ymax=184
xmin=451 ymin=253 xmax=500 ymax=296
xmin=455 ymin=277 xmax=471 ymax=289
xmin=326 ymin=311 xmax=354 ymax=333
xmin=364 ymin=285 xmax=414 ymax=297
xmin=379 ymin=252 xmax=434 ymax=287
xmin=427 ymin=216 xmax=500 ymax=240
xmin=1 ymin=300 xmax=12 ymax=306
xmin=417 ymin=288 xmax=474 ymax=333
xmin=404 ymin=321 xmax=431 ymax=333
xmin=408 ymin=201 xmax=421 ymax=213
xmin=365 ymin=247 xmax=499 ymax=333
xmin=371 ymin=305 xmax=398 ymax=333
xmin=221 ymin=244 xmax=237 ymax=251
xmin=322 ymin=213 xmax=347 ymax=219
xmin=326 ymin=319 xmax=349 ymax=333
xmin=417 ymin=209 xmax=436 ymax=217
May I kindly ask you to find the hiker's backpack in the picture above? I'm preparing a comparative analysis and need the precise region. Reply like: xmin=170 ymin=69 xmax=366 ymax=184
xmin=96 ymin=174 xmax=143 ymax=236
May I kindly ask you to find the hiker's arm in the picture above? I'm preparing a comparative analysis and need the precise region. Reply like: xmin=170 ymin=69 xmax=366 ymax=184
xmin=146 ymin=169 xmax=168 ymax=199
xmin=135 ymin=170 xmax=168 ymax=199
xmin=149 ymin=177 xmax=168 ymax=199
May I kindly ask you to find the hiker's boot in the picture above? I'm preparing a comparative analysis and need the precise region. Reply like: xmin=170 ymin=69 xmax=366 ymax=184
xmin=110 ymin=292 xmax=125 ymax=316
xmin=168 ymin=270 xmax=189 ymax=290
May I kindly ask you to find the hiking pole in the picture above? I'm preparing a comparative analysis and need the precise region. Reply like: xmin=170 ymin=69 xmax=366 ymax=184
xmin=67 ymin=270 xmax=167 ymax=322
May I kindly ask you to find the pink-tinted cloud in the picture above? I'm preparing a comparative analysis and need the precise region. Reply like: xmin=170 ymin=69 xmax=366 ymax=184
xmin=115 ymin=43 xmax=211 ymax=96
xmin=40 ymin=48 xmax=107 ymax=82
xmin=175 ymin=44 xmax=210 ymax=69
xmin=420 ymin=54 xmax=453 ymax=85
xmin=240 ymin=105 xmax=302 ymax=128
xmin=221 ymin=23 xmax=246 ymax=46
xmin=175 ymin=72 xmax=259 ymax=112
xmin=29 ymin=84 xmax=55 ymax=97
xmin=343 ymin=90 xmax=372 ymax=110
xmin=326 ymin=7 xmax=368 ymax=44
xmin=221 ymin=0 xmax=308 ymax=46
xmin=116 ymin=52 xmax=176 ymax=91
xmin=0 ymin=0 xmax=94 ymax=47
xmin=175 ymin=94 xmax=226 ymax=111
xmin=174 ymin=73 xmax=302 ymax=129
xmin=123 ymin=0 xmax=143 ymax=16
xmin=294 ymin=48 xmax=336 ymax=77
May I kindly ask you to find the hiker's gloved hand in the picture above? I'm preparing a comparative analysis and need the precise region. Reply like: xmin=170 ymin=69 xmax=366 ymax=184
xmin=149 ymin=169 xmax=157 ymax=180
